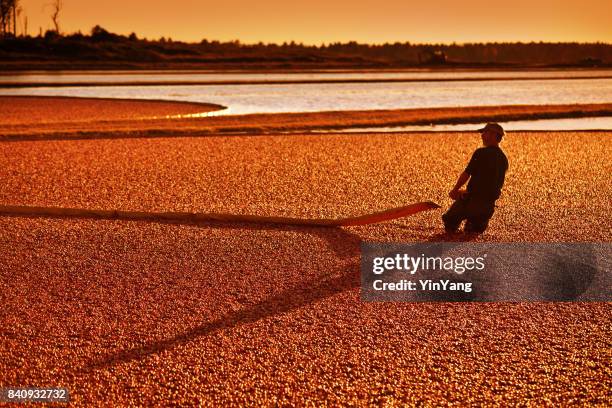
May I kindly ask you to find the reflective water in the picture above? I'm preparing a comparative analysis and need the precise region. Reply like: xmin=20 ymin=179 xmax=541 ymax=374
xmin=3 ymin=78 xmax=611 ymax=115
xmin=0 ymin=70 xmax=610 ymax=129
xmin=327 ymin=117 xmax=612 ymax=132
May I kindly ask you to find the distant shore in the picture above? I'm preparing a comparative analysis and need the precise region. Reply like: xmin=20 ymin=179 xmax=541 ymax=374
xmin=1 ymin=29 xmax=610 ymax=72
xmin=2 ymin=62 xmax=611 ymax=72
xmin=2 ymin=74 xmax=611 ymax=88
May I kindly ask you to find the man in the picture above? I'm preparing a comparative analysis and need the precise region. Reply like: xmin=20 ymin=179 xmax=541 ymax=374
xmin=442 ymin=123 xmax=508 ymax=234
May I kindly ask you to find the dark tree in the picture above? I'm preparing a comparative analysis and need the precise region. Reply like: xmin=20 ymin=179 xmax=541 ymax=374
xmin=0 ymin=0 xmax=14 ymax=36
xmin=51 ymin=0 xmax=61 ymax=33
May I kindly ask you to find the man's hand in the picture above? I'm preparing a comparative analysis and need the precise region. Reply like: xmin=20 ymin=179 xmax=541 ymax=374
xmin=449 ymin=172 xmax=470 ymax=200
xmin=449 ymin=188 xmax=466 ymax=200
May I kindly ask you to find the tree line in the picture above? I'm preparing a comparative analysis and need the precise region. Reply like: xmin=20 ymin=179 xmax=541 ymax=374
xmin=1 ymin=24 xmax=610 ymax=68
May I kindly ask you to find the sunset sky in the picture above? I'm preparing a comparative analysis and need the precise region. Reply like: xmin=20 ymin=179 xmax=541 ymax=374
xmin=19 ymin=0 xmax=612 ymax=44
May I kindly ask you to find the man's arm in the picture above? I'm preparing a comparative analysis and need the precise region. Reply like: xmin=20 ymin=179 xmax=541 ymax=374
xmin=449 ymin=171 xmax=470 ymax=200
xmin=449 ymin=149 xmax=479 ymax=200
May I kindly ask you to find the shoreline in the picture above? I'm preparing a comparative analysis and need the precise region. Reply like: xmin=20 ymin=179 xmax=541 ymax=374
xmin=0 ymin=95 xmax=226 ymax=130
xmin=1 ymin=62 xmax=611 ymax=72
xmin=0 ymin=94 xmax=227 ymax=109
xmin=2 ymin=74 xmax=611 ymax=88
xmin=2 ymin=67 xmax=611 ymax=75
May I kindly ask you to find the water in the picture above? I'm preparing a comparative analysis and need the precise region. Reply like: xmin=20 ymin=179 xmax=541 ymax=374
xmin=328 ymin=117 xmax=612 ymax=132
xmin=2 ymin=78 xmax=610 ymax=116
xmin=0 ymin=70 xmax=610 ymax=129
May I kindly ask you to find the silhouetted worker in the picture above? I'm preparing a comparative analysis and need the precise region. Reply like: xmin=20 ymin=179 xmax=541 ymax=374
xmin=442 ymin=123 xmax=508 ymax=233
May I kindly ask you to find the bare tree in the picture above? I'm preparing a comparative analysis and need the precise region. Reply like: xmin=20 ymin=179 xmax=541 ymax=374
xmin=0 ymin=0 xmax=10 ymax=36
xmin=50 ymin=0 xmax=61 ymax=33
xmin=12 ymin=0 xmax=17 ymax=36
xmin=0 ymin=0 xmax=23 ymax=37
xmin=0 ymin=0 xmax=18 ymax=37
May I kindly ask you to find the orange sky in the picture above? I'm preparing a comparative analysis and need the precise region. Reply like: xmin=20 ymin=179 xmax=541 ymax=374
xmin=18 ymin=0 xmax=612 ymax=44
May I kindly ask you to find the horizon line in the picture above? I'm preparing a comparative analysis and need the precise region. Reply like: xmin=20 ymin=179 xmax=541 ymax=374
xmin=11 ymin=28 xmax=612 ymax=47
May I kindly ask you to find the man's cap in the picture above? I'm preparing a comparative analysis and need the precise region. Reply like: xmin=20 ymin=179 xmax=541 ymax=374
xmin=477 ymin=122 xmax=505 ymax=138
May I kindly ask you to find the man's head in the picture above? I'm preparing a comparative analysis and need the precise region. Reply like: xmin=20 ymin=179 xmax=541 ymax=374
xmin=478 ymin=123 xmax=505 ymax=146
